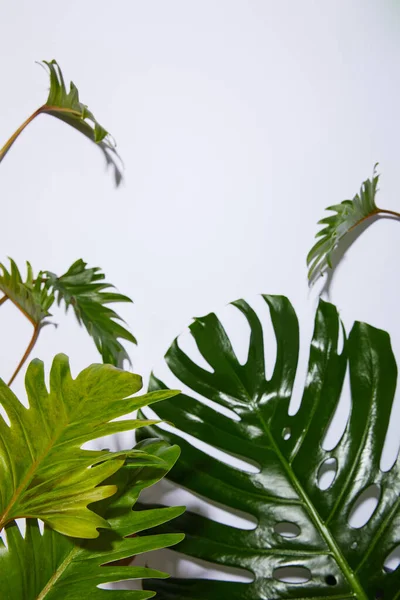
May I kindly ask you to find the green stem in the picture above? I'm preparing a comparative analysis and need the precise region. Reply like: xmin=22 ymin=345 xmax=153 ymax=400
xmin=8 ymin=324 xmax=41 ymax=386
xmin=0 ymin=105 xmax=83 ymax=164
xmin=0 ymin=107 xmax=43 ymax=163
xmin=0 ymin=295 xmax=8 ymax=306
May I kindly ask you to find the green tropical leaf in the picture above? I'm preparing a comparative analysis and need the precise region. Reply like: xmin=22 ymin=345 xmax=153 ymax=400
xmin=138 ymin=295 xmax=400 ymax=599
xmin=307 ymin=167 xmax=381 ymax=284
xmin=0 ymin=440 xmax=185 ymax=599
xmin=0 ymin=353 xmax=178 ymax=539
xmin=0 ymin=258 xmax=54 ymax=326
xmin=45 ymin=259 xmax=136 ymax=366
xmin=0 ymin=60 xmax=122 ymax=185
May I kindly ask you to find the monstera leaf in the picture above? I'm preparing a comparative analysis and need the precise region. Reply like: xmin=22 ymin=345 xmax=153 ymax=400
xmin=138 ymin=295 xmax=400 ymax=599
xmin=0 ymin=353 xmax=178 ymax=539
xmin=0 ymin=60 xmax=122 ymax=184
xmin=45 ymin=259 xmax=136 ymax=366
xmin=0 ymin=439 xmax=185 ymax=599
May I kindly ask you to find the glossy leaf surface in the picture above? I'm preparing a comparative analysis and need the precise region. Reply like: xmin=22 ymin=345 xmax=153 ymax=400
xmin=0 ymin=440 xmax=185 ymax=599
xmin=45 ymin=259 xmax=136 ymax=366
xmin=0 ymin=353 xmax=178 ymax=538
xmin=139 ymin=296 xmax=400 ymax=599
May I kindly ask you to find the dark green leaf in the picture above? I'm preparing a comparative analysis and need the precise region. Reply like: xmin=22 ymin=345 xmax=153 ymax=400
xmin=307 ymin=167 xmax=380 ymax=284
xmin=138 ymin=295 xmax=399 ymax=599
xmin=0 ymin=353 xmax=179 ymax=538
xmin=45 ymin=259 xmax=136 ymax=366
xmin=0 ymin=440 xmax=185 ymax=599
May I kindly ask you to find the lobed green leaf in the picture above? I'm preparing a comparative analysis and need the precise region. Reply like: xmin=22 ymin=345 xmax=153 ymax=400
xmin=138 ymin=295 xmax=400 ymax=599
xmin=0 ymin=440 xmax=185 ymax=598
xmin=0 ymin=353 xmax=179 ymax=538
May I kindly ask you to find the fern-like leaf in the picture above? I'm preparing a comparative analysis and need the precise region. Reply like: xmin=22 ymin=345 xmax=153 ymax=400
xmin=0 ymin=60 xmax=122 ymax=185
xmin=45 ymin=259 xmax=136 ymax=366
xmin=307 ymin=167 xmax=380 ymax=284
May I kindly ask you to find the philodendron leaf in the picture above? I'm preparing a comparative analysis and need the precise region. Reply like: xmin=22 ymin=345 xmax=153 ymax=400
xmin=0 ymin=60 xmax=122 ymax=185
xmin=45 ymin=259 xmax=136 ymax=366
xmin=0 ymin=258 xmax=54 ymax=326
xmin=138 ymin=296 xmax=400 ymax=599
xmin=0 ymin=353 xmax=179 ymax=539
xmin=0 ymin=440 xmax=185 ymax=599
xmin=307 ymin=167 xmax=380 ymax=284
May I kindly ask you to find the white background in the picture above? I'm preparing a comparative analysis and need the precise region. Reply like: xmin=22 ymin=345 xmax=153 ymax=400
xmin=1 ymin=0 xmax=400 ymax=586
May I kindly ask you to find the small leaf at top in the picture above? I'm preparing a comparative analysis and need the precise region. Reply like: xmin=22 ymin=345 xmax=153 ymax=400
xmin=307 ymin=166 xmax=380 ymax=284
xmin=0 ymin=60 xmax=123 ymax=185
xmin=45 ymin=259 xmax=136 ymax=366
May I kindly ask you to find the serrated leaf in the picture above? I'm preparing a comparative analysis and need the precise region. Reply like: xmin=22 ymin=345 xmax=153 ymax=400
xmin=0 ymin=60 xmax=122 ymax=185
xmin=45 ymin=259 xmax=136 ymax=366
xmin=138 ymin=295 xmax=400 ymax=599
xmin=0 ymin=353 xmax=179 ymax=539
xmin=0 ymin=258 xmax=54 ymax=326
xmin=307 ymin=167 xmax=380 ymax=284
xmin=0 ymin=440 xmax=185 ymax=599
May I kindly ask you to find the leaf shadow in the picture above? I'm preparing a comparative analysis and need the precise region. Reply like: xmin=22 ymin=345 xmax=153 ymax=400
xmin=317 ymin=214 xmax=398 ymax=299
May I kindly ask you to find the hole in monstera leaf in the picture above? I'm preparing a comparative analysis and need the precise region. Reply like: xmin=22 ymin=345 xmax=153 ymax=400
xmin=37 ymin=519 xmax=45 ymax=536
xmin=351 ymin=542 xmax=358 ymax=550
xmin=143 ymin=403 xmax=260 ymax=474
xmin=177 ymin=330 xmax=215 ymax=374
xmin=282 ymin=427 xmax=291 ymax=440
xmin=249 ymin=295 xmax=277 ymax=381
xmin=152 ymin=360 xmax=241 ymax=422
xmin=273 ymin=566 xmax=311 ymax=583
xmin=216 ymin=303 xmax=251 ymax=366
xmin=383 ymin=544 xmax=400 ymax=573
xmin=274 ymin=522 xmax=300 ymax=538
xmin=337 ymin=320 xmax=345 ymax=354
xmin=0 ymin=403 xmax=11 ymax=427
xmin=348 ymin=484 xmax=380 ymax=528
xmin=322 ymin=365 xmax=351 ymax=451
xmin=131 ymin=548 xmax=254 ymax=583
xmin=325 ymin=575 xmax=337 ymax=586
xmin=140 ymin=478 xmax=258 ymax=531
xmin=380 ymin=394 xmax=400 ymax=472
xmin=317 ymin=457 xmax=338 ymax=490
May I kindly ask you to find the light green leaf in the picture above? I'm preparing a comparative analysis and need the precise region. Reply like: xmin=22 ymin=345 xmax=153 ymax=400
xmin=45 ymin=259 xmax=136 ymax=366
xmin=0 ymin=440 xmax=185 ymax=599
xmin=138 ymin=296 xmax=400 ymax=599
xmin=0 ymin=353 xmax=179 ymax=539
